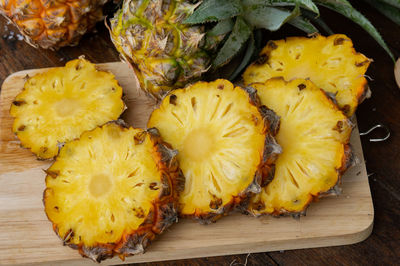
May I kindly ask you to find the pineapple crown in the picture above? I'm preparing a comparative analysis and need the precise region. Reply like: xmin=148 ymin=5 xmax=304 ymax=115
xmin=184 ymin=0 xmax=398 ymax=79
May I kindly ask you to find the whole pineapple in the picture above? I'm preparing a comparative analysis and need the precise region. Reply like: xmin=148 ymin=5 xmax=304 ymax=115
xmin=0 ymin=0 xmax=112 ymax=49
xmin=44 ymin=123 xmax=184 ymax=262
xmin=109 ymin=0 xmax=221 ymax=99
xmin=148 ymin=79 xmax=281 ymax=223
xmin=247 ymin=78 xmax=353 ymax=216
xmin=10 ymin=58 xmax=125 ymax=159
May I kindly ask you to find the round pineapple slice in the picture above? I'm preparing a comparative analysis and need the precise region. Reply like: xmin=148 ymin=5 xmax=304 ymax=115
xmin=44 ymin=122 xmax=184 ymax=262
xmin=243 ymin=34 xmax=372 ymax=117
xmin=148 ymin=79 xmax=280 ymax=223
xmin=247 ymin=78 xmax=353 ymax=216
xmin=10 ymin=58 xmax=125 ymax=159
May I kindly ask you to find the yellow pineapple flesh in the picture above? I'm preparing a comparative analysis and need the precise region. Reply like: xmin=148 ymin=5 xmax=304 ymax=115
xmin=247 ymin=79 xmax=352 ymax=216
xmin=243 ymin=34 xmax=371 ymax=116
xmin=148 ymin=79 xmax=280 ymax=223
xmin=44 ymin=123 xmax=184 ymax=262
xmin=10 ymin=59 xmax=125 ymax=159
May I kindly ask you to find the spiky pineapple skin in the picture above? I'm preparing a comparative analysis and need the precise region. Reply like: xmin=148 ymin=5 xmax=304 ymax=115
xmin=10 ymin=58 xmax=125 ymax=159
xmin=44 ymin=122 xmax=184 ymax=262
xmin=0 ymin=0 xmax=110 ymax=49
xmin=109 ymin=0 xmax=216 ymax=99
xmin=246 ymin=78 xmax=353 ymax=217
xmin=148 ymin=79 xmax=280 ymax=223
xmin=243 ymin=34 xmax=371 ymax=117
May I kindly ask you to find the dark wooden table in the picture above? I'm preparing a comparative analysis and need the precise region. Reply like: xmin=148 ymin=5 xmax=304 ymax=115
xmin=1 ymin=3 xmax=399 ymax=266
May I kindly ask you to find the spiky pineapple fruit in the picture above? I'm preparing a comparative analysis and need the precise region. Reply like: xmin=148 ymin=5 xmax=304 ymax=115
xmin=10 ymin=58 xmax=125 ymax=159
xmin=148 ymin=79 xmax=280 ymax=223
xmin=247 ymin=78 xmax=352 ymax=216
xmin=243 ymin=34 xmax=372 ymax=117
xmin=44 ymin=122 xmax=184 ymax=262
xmin=0 ymin=0 xmax=113 ymax=49
xmin=109 ymin=0 xmax=221 ymax=99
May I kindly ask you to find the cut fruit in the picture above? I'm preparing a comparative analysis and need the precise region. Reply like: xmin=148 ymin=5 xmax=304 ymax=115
xmin=247 ymin=78 xmax=353 ymax=216
xmin=44 ymin=122 xmax=184 ymax=262
xmin=148 ymin=79 xmax=280 ymax=223
xmin=243 ymin=34 xmax=372 ymax=116
xmin=10 ymin=58 xmax=125 ymax=159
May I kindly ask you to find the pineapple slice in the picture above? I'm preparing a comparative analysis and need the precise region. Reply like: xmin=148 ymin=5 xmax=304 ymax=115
xmin=10 ymin=58 xmax=125 ymax=159
xmin=243 ymin=34 xmax=371 ymax=116
xmin=148 ymin=79 xmax=280 ymax=223
xmin=44 ymin=122 xmax=184 ymax=262
xmin=247 ymin=79 xmax=352 ymax=216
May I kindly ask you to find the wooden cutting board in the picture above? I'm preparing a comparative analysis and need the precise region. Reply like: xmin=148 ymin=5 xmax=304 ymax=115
xmin=0 ymin=62 xmax=374 ymax=265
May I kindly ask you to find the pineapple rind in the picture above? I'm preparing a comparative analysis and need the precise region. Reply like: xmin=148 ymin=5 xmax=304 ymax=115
xmin=10 ymin=59 xmax=125 ymax=159
xmin=243 ymin=34 xmax=371 ymax=117
xmin=0 ymin=0 xmax=109 ymax=49
xmin=43 ymin=123 xmax=184 ymax=262
xmin=247 ymin=78 xmax=352 ymax=216
xmin=109 ymin=0 xmax=213 ymax=99
xmin=148 ymin=79 xmax=280 ymax=223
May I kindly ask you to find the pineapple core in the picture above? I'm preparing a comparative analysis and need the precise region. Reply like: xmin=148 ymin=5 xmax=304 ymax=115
xmin=183 ymin=129 xmax=215 ymax=161
xmin=89 ymin=174 xmax=112 ymax=197
xmin=54 ymin=98 xmax=81 ymax=117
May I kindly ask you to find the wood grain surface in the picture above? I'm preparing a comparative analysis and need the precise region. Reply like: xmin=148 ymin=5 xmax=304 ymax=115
xmin=0 ymin=63 xmax=373 ymax=265
xmin=0 ymin=1 xmax=399 ymax=265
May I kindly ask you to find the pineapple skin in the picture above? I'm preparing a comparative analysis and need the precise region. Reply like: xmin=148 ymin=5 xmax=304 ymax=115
xmin=109 ymin=0 xmax=216 ymax=99
xmin=247 ymin=78 xmax=354 ymax=217
xmin=0 ymin=0 xmax=109 ymax=49
xmin=43 ymin=122 xmax=185 ymax=262
xmin=148 ymin=79 xmax=281 ymax=224
xmin=10 ymin=58 xmax=125 ymax=159
xmin=243 ymin=34 xmax=372 ymax=117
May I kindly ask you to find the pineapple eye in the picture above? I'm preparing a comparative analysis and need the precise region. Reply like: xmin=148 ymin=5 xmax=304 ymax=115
xmin=169 ymin=94 xmax=177 ymax=105
xmin=13 ymin=100 xmax=26 ymax=106
xmin=297 ymin=84 xmax=306 ymax=90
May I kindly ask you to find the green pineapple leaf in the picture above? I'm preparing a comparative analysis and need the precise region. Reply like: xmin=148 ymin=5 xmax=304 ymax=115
xmin=243 ymin=5 xmax=300 ymax=31
xmin=229 ymin=34 xmax=255 ymax=80
xmin=315 ymin=0 xmax=395 ymax=61
xmin=269 ymin=0 xmax=320 ymax=14
xmin=363 ymin=0 xmax=400 ymax=26
xmin=242 ymin=0 xmax=319 ymax=14
xmin=301 ymin=9 xmax=334 ymax=34
xmin=213 ymin=17 xmax=252 ymax=67
xmin=288 ymin=16 xmax=318 ymax=34
xmin=184 ymin=0 xmax=243 ymax=24
xmin=379 ymin=0 xmax=400 ymax=9
xmin=207 ymin=19 xmax=234 ymax=36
